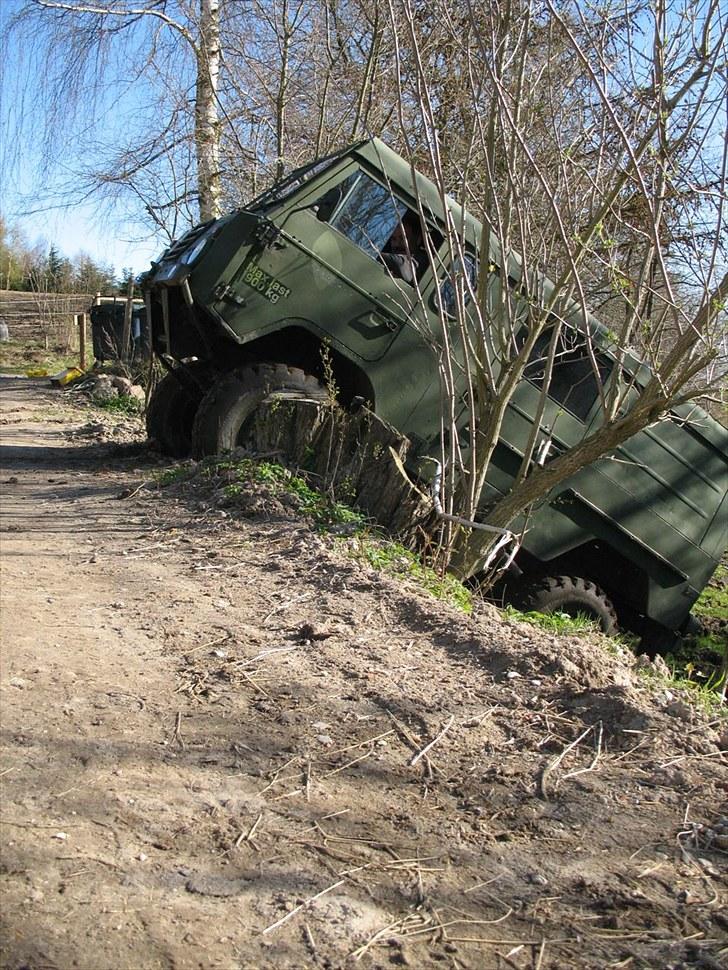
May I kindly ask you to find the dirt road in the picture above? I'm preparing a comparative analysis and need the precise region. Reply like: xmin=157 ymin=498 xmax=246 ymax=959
xmin=1 ymin=375 xmax=726 ymax=970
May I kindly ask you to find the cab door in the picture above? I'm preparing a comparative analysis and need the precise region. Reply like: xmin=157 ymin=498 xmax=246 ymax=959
xmin=213 ymin=169 xmax=428 ymax=363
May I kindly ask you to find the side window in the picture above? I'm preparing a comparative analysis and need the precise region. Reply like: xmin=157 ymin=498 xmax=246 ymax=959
xmin=524 ymin=327 xmax=613 ymax=422
xmin=438 ymin=253 xmax=478 ymax=317
xmin=313 ymin=172 xmax=439 ymax=285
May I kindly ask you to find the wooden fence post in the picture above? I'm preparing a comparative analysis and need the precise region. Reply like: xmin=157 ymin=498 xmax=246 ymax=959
xmin=121 ymin=279 xmax=134 ymax=363
xmin=78 ymin=312 xmax=88 ymax=369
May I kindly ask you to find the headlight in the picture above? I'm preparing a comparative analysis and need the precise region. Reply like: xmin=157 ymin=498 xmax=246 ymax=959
xmin=157 ymin=260 xmax=180 ymax=281
xmin=181 ymin=227 xmax=215 ymax=265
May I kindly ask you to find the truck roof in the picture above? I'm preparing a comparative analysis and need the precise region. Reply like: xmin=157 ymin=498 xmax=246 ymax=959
xmin=353 ymin=138 xmax=727 ymax=454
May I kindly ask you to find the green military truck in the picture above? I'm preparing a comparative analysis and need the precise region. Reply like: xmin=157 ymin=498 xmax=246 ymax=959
xmin=143 ymin=138 xmax=728 ymax=645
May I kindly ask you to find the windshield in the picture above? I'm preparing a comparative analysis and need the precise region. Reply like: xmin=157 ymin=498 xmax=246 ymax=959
xmin=250 ymin=147 xmax=348 ymax=211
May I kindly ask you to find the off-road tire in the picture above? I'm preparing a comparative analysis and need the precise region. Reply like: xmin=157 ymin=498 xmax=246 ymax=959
xmin=518 ymin=575 xmax=619 ymax=635
xmin=146 ymin=366 xmax=209 ymax=457
xmin=191 ymin=363 xmax=328 ymax=458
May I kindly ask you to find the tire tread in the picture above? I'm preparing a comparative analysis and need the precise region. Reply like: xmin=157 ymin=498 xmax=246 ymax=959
xmin=519 ymin=573 xmax=618 ymax=634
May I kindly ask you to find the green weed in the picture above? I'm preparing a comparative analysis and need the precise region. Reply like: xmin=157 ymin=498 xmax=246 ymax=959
xmin=320 ymin=342 xmax=339 ymax=400
xmin=692 ymin=565 xmax=727 ymax=622
xmin=641 ymin=664 xmax=726 ymax=717
xmin=502 ymin=605 xmax=601 ymax=635
xmin=212 ymin=458 xmax=366 ymax=530
xmin=96 ymin=394 xmax=143 ymax=416
xmin=157 ymin=465 xmax=192 ymax=487
xmin=662 ymin=633 xmax=727 ymax=700
xmin=349 ymin=536 xmax=473 ymax=613
xmin=659 ymin=563 xmax=727 ymax=701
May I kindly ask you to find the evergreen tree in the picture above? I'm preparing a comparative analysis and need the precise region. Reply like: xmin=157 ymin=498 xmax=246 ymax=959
xmin=45 ymin=245 xmax=73 ymax=292
xmin=117 ymin=266 xmax=137 ymax=297
xmin=75 ymin=253 xmax=115 ymax=295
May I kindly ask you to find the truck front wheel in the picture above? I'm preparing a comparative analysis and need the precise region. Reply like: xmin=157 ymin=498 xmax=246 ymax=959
xmin=146 ymin=367 xmax=208 ymax=457
xmin=191 ymin=363 xmax=328 ymax=458
xmin=518 ymin=575 xmax=619 ymax=634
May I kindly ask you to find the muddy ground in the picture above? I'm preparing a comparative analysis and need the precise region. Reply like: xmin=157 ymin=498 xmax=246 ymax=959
xmin=1 ymin=375 xmax=726 ymax=970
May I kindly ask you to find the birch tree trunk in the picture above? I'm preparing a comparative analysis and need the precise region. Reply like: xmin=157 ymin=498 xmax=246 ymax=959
xmin=196 ymin=0 xmax=222 ymax=221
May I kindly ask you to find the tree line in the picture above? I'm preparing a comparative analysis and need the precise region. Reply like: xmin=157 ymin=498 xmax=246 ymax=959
xmin=0 ymin=218 xmax=135 ymax=295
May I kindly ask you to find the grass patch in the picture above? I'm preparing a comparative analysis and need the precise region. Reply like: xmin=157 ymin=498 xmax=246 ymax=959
xmin=0 ymin=339 xmax=83 ymax=376
xmin=95 ymin=395 xmax=144 ymax=416
xmin=661 ymin=563 xmax=727 ymax=701
xmin=348 ymin=535 xmax=473 ymax=613
xmin=210 ymin=457 xmax=366 ymax=530
xmin=667 ymin=670 xmax=726 ymax=714
xmin=638 ymin=658 xmax=726 ymax=716
xmin=692 ymin=564 xmax=727 ymax=623
xmin=502 ymin=605 xmax=601 ymax=635
xmin=662 ymin=634 xmax=726 ymax=703
xmin=156 ymin=465 xmax=193 ymax=487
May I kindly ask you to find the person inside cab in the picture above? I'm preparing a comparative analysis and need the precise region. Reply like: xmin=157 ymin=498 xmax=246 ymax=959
xmin=381 ymin=212 xmax=427 ymax=285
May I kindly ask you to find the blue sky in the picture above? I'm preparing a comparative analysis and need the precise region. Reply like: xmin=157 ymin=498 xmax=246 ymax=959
xmin=4 ymin=199 xmax=160 ymax=278
xmin=1 ymin=0 xmax=170 ymax=277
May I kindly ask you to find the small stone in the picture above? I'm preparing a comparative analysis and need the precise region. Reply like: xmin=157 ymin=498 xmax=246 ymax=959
xmin=635 ymin=653 xmax=670 ymax=677
xmin=316 ymin=734 xmax=334 ymax=746
xmin=665 ymin=699 xmax=692 ymax=720
xmin=506 ymin=670 xmax=521 ymax=680
xmin=560 ymin=658 xmax=580 ymax=677
xmin=91 ymin=377 xmax=119 ymax=402
xmin=52 ymin=832 xmax=68 ymax=841
xmin=110 ymin=376 xmax=133 ymax=394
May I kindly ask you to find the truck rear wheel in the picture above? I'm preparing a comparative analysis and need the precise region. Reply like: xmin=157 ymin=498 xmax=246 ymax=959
xmin=518 ymin=575 xmax=619 ymax=634
xmin=146 ymin=366 xmax=208 ymax=457
xmin=191 ymin=363 xmax=328 ymax=458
